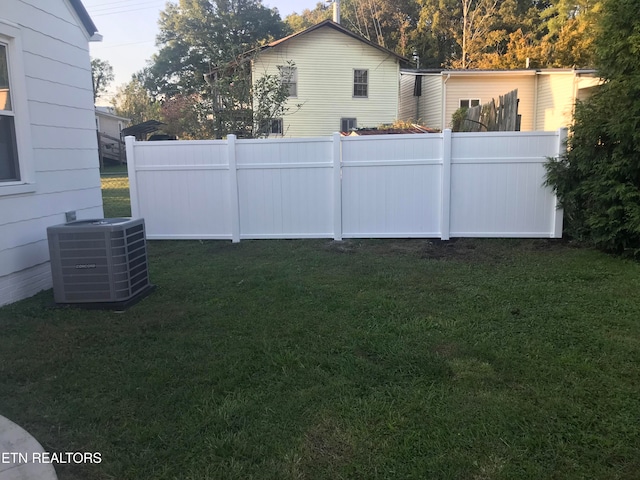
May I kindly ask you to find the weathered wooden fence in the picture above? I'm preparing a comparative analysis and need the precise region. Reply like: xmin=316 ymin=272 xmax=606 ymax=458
xmin=462 ymin=89 xmax=520 ymax=132
xmin=125 ymin=129 xmax=566 ymax=241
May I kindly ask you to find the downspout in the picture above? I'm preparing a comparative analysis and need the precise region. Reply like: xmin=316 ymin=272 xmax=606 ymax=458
xmin=442 ymin=73 xmax=450 ymax=130
xmin=533 ymin=71 xmax=539 ymax=130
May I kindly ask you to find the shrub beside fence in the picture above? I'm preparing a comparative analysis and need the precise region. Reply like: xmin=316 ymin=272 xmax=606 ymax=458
xmin=125 ymin=129 xmax=566 ymax=241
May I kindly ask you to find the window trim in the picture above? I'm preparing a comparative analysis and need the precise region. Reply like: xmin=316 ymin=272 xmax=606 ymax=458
xmin=269 ymin=118 xmax=283 ymax=135
xmin=278 ymin=65 xmax=297 ymax=98
xmin=459 ymin=98 xmax=481 ymax=109
xmin=340 ymin=117 xmax=357 ymax=132
xmin=0 ymin=19 xmax=34 ymax=196
xmin=353 ymin=69 xmax=368 ymax=98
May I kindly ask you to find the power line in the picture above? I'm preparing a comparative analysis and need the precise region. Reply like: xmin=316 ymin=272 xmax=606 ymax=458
xmin=90 ymin=5 xmax=166 ymax=17
xmin=87 ymin=0 xmax=165 ymax=14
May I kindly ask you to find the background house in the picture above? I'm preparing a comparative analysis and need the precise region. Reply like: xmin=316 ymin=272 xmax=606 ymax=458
xmin=0 ymin=0 xmax=103 ymax=306
xmin=95 ymin=106 xmax=129 ymax=165
xmin=399 ymin=69 xmax=601 ymax=131
xmin=252 ymin=20 xmax=407 ymax=138
xmin=95 ymin=106 xmax=129 ymax=139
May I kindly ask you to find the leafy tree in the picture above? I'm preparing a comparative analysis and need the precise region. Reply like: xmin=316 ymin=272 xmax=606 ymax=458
xmin=112 ymin=77 xmax=161 ymax=125
xmin=141 ymin=0 xmax=288 ymax=138
xmin=91 ymin=58 xmax=114 ymax=102
xmin=545 ymin=0 xmax=640 ymax=255
xmin=144 ymin=0 xmax=286 ymax=98
xmin=161 ymin=94 xmax=214 ymax=139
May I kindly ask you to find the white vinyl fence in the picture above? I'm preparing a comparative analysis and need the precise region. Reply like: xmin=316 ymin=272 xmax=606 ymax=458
xmin=125 ymin=129 xmax=566 ymax=241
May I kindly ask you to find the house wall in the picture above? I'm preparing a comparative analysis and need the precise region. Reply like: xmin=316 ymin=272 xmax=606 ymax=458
xmin=253 ymin=27 xmax=399 ymax=137
xmin=398 ymin=73 xmax=442 ymax=130
xmin=444 ymin=73 xmax=537 ymax=131
xmin=96 ymin=112 xmax=127 ymax=139
xmin=0 ymin=0 xmax=103 ymax=306
xmin=535 ymin=73 xmax=576 ymax=131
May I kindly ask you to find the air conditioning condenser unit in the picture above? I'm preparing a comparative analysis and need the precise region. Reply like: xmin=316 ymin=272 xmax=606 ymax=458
xmin=47 ymin=218 xmax=153 ymax=308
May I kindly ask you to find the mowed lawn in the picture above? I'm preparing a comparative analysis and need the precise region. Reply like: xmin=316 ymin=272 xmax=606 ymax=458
xmin=0 ymin=181 xmax=638 ymax=479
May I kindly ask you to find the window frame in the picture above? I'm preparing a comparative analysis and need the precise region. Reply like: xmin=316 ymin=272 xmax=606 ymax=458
xmin=0 ymin=19 xmax=34 ymax=196
xmin=353 ymin=69 xmax=368 ymax=98
xmin=278 ymin=65 xmax=297 ymax=98
xmin=269 ymin=118 xmax=283 ymax=135
xmin=459 ymin=98 xmax=481 ymax=109
xmin=340 ymin=118 xmax=357 ymax=132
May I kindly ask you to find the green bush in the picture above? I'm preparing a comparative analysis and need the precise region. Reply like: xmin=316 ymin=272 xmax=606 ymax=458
xmin=450 ymin=107 xmax=468 ymax=132
xmin=545 ymin=0 xmax=640 ymax=256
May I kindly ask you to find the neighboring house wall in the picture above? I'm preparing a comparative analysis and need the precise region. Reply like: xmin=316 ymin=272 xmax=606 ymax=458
xmin=96 ymin=108 xmax=129 ymax=139
xmin=399 ymin=73 xmax=441 ymax=130
xmin=444 ymin=72 xmax=536 ymax=131
xmin=253 ymin=25 xmax=400 ymax=137
xmin=399 ymin=69 xmax=600 ymax=132
xmin=0 ymin=0 xmax=103 ymax=306
xmin=535 ymin=72 xmax=575 ymax=131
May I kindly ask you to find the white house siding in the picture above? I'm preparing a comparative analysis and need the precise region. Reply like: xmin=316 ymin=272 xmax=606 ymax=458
xmin=96 ymin=108 xmax=129 ymax=139
xmin=253 ymin=27 xmax=399 ymax=137
xmin=444 ymin=73 xmax=536 ymax=131
xmin=0 ymin=0 xmax=103 ymax=306
xmin=398 ymin=73 xmax=442 ymax=130
xmin=535 ymin=72 xmax=576 ymax=131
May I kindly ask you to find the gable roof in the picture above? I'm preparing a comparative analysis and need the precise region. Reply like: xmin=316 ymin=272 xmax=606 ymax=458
xmin=262 ymin=20 xmax=408 ymax=63
xmin=68 ymin=0 xmax=98 ymax=37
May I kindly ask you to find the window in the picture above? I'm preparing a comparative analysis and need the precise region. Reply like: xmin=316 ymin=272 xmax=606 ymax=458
xmin=278 ymin=66 xmax=297 ymax=97
xmin=269 ymin=118 xmax=283 ymax=135
xmin=341 ymin=118 xmax=357 ymax=132
xmin=0 ymin=21 xmax=33 ymax=195
xmin=460 ymin=99 xmax=480 ymax=108
xmin=258 ymin=118 xmax=283 ymax=136
xmin=353 ymin=69 xmax=368 ymax=97
xmin=0 ymin=43 xmax=19 ymax=182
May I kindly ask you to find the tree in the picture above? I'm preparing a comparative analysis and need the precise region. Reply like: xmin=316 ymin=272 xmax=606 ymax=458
xmin=545 ymin=0 xmax=640 ymax=255
xmin=141 ymin=0 xmax=288 ymax=138
xmin=91 ymin=58 xmax=114 ymax=102
xmin=111 ymin=77 xmax=161 ymax=126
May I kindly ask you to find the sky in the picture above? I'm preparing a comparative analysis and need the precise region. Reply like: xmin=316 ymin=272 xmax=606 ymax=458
xmin=84 ymin=0 xmax=322 ymax=105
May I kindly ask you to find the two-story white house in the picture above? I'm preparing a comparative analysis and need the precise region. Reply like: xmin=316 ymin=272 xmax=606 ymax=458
xmin=251 ymin=19 xmax=407 ymax=137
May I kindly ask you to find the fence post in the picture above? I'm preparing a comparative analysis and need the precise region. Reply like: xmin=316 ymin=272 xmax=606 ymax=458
xmin=440 ymin=129 xmax=452 ymax=240
xmin=227 ymin=134 xmax=241 ymax=243
xmin=332 ymin=132 xmax=343 ymax=241
xmin=551 ymin=127 xmax=568 ymax=238
xmin=124 ymin=136 xmax=139 ymax=218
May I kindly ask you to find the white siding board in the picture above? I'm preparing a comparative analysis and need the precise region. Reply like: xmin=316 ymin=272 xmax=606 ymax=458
xmin=26 ymin=77 xmax=94 ymax=109
xmin=0 ymin=188 xmax=103 ymax=226
xmin=29 ymin=101 xmax=95 ymax=130
xmin=24 ymin=51 xmax=92 ymax=90
xmin=31 ymin=125 xmax=97 ymax=150
xmin=11 ymin=1 xmax=88 ymax=48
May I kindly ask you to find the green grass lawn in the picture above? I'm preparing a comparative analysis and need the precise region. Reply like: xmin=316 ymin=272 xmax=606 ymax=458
xmin=1 ymin=237 xmax=639 ymax=480
xmin=100 ymin=174 xmax=131 ymax=217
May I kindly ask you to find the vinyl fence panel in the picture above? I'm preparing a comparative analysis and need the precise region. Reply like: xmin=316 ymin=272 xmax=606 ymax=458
xmin=341 ymin=135 xmax=443 ymax=237
xmin=449 ymin=132 xmax=559 ymax=237
xmin=235 ymin=138 xmax=334 ymax=238
xmin=125 ymin=129 xmax=565 ymax=241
